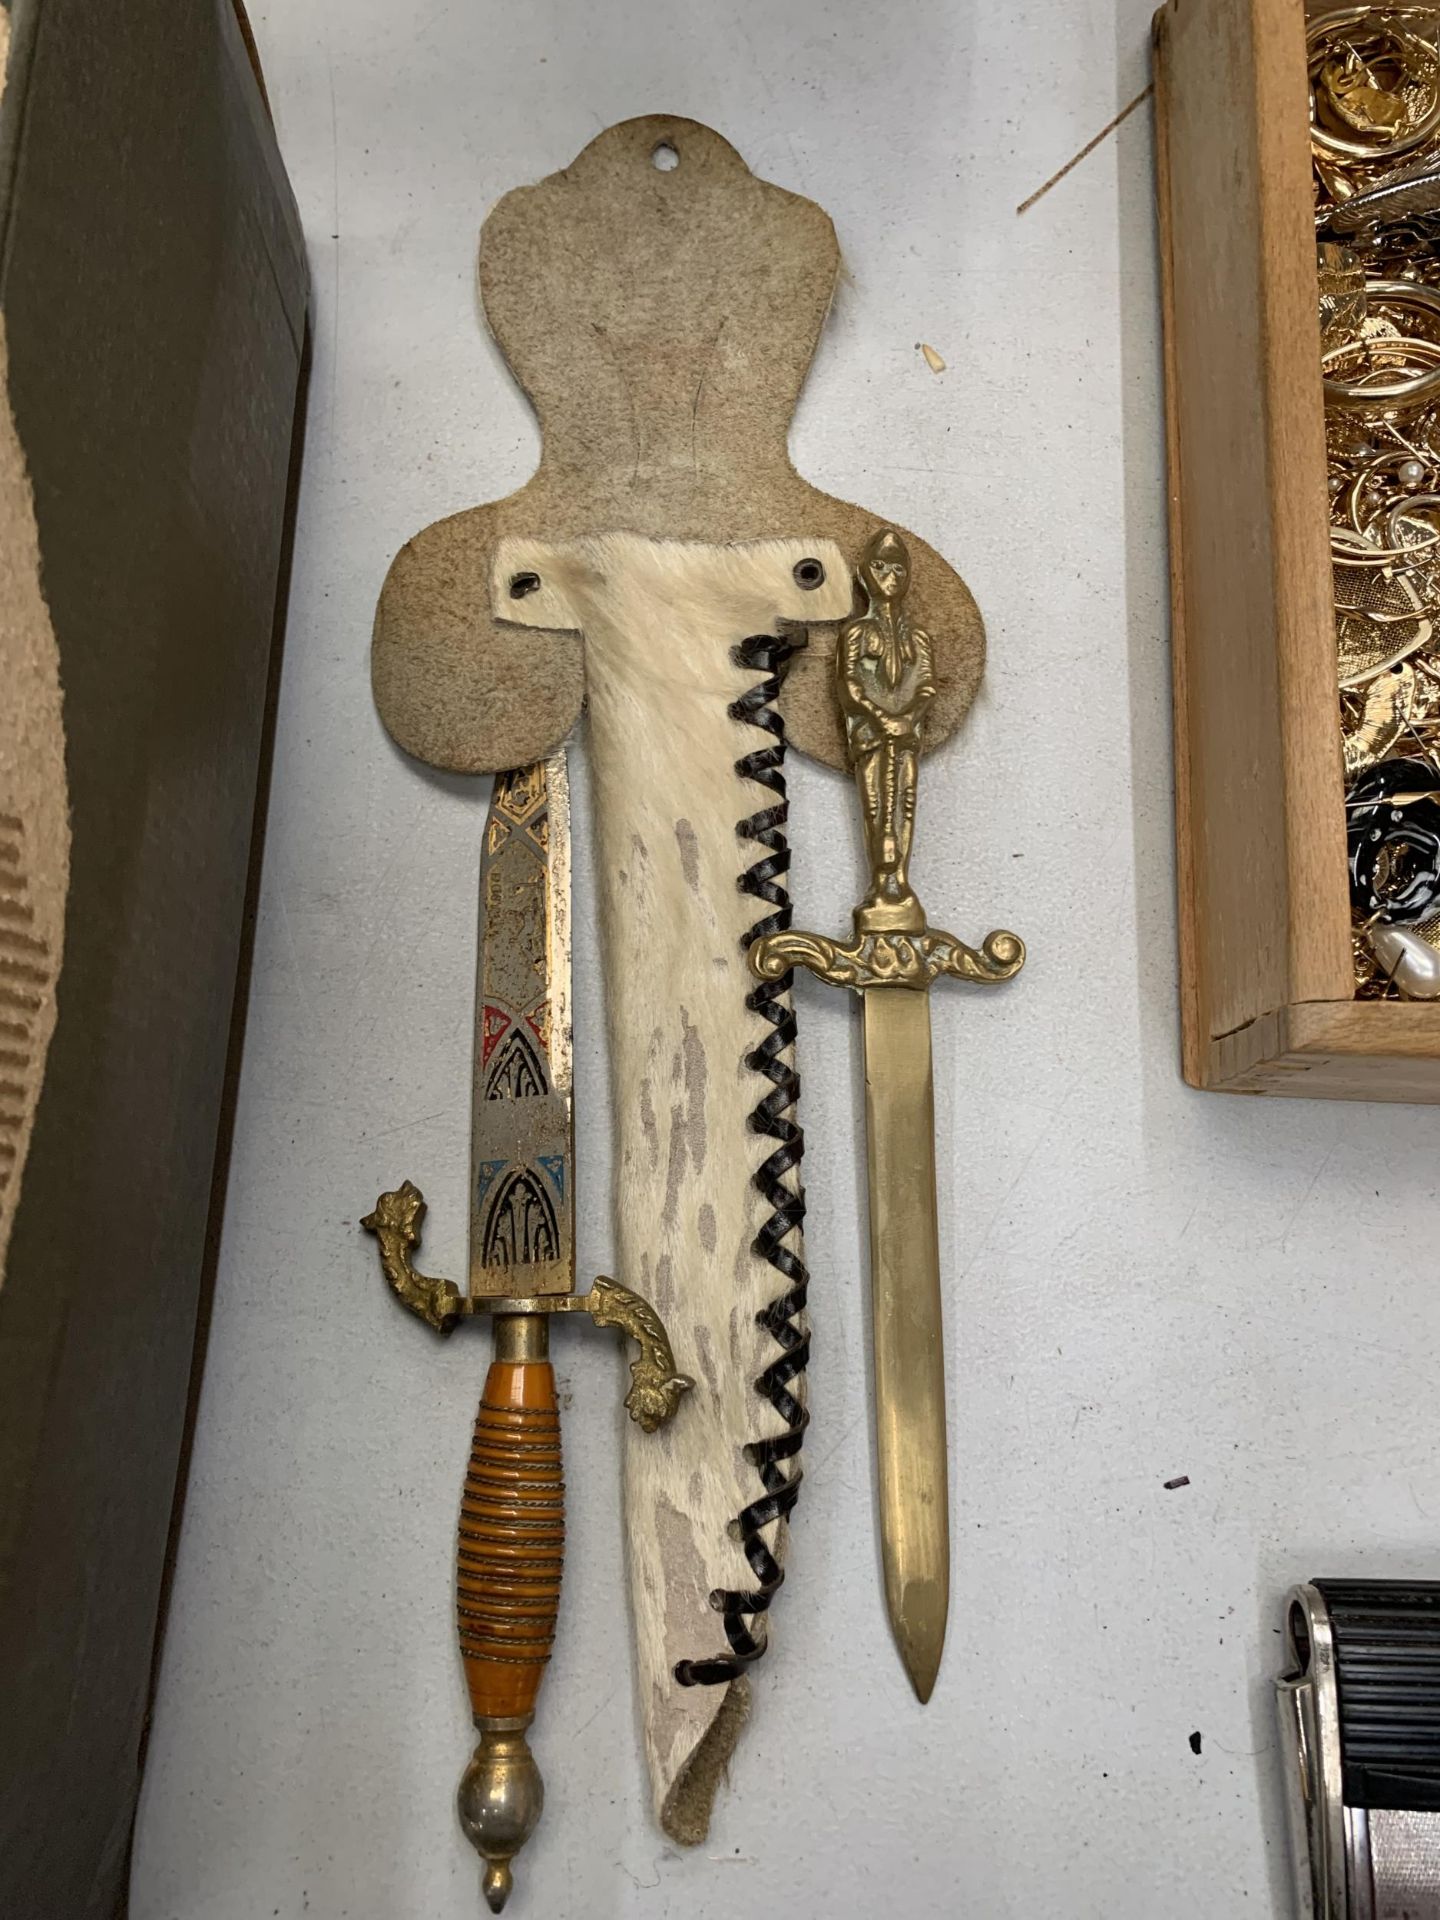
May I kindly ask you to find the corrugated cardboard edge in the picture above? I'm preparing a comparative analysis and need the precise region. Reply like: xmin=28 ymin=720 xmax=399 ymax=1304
xmin=0 ymin=3 xmax=67 ymax=1293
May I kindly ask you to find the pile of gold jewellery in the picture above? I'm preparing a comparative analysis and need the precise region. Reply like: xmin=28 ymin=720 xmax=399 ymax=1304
xmin=1312 ymin=5 xmax=1440 ymax=996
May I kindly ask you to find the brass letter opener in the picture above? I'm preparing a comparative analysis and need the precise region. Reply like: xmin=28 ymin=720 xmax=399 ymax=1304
xmin=752 ymin=529 xmax=1024 ymax=1700
xmin=363 ymin=751 xmax=690 ymax=1909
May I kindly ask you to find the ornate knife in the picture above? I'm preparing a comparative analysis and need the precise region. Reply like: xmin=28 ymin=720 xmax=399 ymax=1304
xmin=752 ymin=528 xmax=1025 ymax=1701
xmin=363 ymin=750 xmax=690 ymax=1911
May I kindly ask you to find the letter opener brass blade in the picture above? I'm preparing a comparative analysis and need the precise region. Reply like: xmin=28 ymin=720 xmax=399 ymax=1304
xmin=751 ymin=529 xmax=1024 ymax=1701
xmin=362 ymin=750 xmax=690 ymax=1909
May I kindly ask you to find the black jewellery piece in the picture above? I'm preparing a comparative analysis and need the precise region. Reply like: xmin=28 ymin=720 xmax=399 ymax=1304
xmin=1278 ymin=1581 xmax=1440 ymax=1919
xmin=1348 ymin=760 xmax=1440 ymax=925
xmin=1347 ymin=759 xmax=1440 ymax=997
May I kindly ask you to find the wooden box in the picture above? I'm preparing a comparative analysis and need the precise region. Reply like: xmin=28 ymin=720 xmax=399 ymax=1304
xmin=1155 ymin=0 xmax=1440 ymax=1099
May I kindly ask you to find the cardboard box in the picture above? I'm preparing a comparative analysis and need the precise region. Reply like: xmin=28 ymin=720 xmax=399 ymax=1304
xmin=1155 ymin=0 xmax=1440 ymax=1098
xmin=0 ymin=2 xmax=308 ymax=1912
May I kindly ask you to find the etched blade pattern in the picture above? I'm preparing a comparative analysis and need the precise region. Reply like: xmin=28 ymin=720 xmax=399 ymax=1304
xmin=469 ymin=754 xmax=574 ymax=1297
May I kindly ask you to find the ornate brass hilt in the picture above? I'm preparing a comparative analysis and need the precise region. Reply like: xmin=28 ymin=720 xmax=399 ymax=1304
xmin=751 ymin=527 xmax=1026 ymax=994
xmin=362 ymin=1181 xmax=691 ymax=1428
xmin=361 ymin=1181 xmax=689 ymax=1912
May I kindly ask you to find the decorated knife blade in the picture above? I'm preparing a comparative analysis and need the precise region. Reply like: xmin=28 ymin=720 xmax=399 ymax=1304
xmin=362 ymin=750 xmax=691 ymax=1911
xmin=469 ymin=755 xmax=573 ymax=1301
xmin=751 ymin=528 xmax=1025 ymax=1701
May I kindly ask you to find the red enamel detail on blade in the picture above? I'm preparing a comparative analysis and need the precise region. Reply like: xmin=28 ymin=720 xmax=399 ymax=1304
xmin=481 ymin=1006 xmax=511 ymax=1065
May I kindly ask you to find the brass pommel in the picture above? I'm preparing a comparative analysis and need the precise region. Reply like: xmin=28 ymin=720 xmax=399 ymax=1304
xmin=458 ymin=1722 xmax=545 ymax=1913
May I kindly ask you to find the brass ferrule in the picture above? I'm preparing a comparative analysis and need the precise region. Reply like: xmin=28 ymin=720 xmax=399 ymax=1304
xmin=492 ymin=1313 xmax=550 ymax=1363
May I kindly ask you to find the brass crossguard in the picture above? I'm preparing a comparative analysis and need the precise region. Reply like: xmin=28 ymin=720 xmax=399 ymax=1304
xmin=361 ymin=1181 xmax=692 ymax=1431
xmin=752 ymin=912 xmax=1023 ymax=991
xmin=751 ymin=527 xmax=1025 ymax=994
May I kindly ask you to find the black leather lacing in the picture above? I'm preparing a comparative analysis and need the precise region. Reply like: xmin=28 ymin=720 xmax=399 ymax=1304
xmin=675 ymin=635 xmax=810 ymax=1687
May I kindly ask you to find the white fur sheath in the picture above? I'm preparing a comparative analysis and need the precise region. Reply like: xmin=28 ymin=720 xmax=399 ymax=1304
xmin=493 ymin=534 xmax=849 ymax=1841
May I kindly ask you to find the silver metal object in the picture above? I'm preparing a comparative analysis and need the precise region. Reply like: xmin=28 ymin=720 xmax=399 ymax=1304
xmin=1325 ymin=162 xmax=1440 ymax=232
xmin=1278 ymin=1581 xmax=1440 ymax=1920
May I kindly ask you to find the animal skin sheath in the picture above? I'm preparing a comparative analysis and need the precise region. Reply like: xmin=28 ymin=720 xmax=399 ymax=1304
xmin=493 ymin=533 xmax=849 ymax=1832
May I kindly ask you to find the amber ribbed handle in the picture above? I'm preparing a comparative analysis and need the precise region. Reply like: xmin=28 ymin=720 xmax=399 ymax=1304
xmin=458 ymin=1354 xmax=565 ymax=1715
xmin=454 ymin=1325 xmax=564 ymax=1913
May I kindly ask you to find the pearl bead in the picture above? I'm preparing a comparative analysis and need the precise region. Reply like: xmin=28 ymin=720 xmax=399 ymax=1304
xmin=1399 ymin=458 xmax=1427 ymax=488
xmin=1370 ymin=924 xmax=1440 ymax=997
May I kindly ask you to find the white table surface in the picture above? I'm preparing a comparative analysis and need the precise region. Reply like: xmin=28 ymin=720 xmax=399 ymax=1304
xmin=129 ymin=1 xmax=1440 ymax=1915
